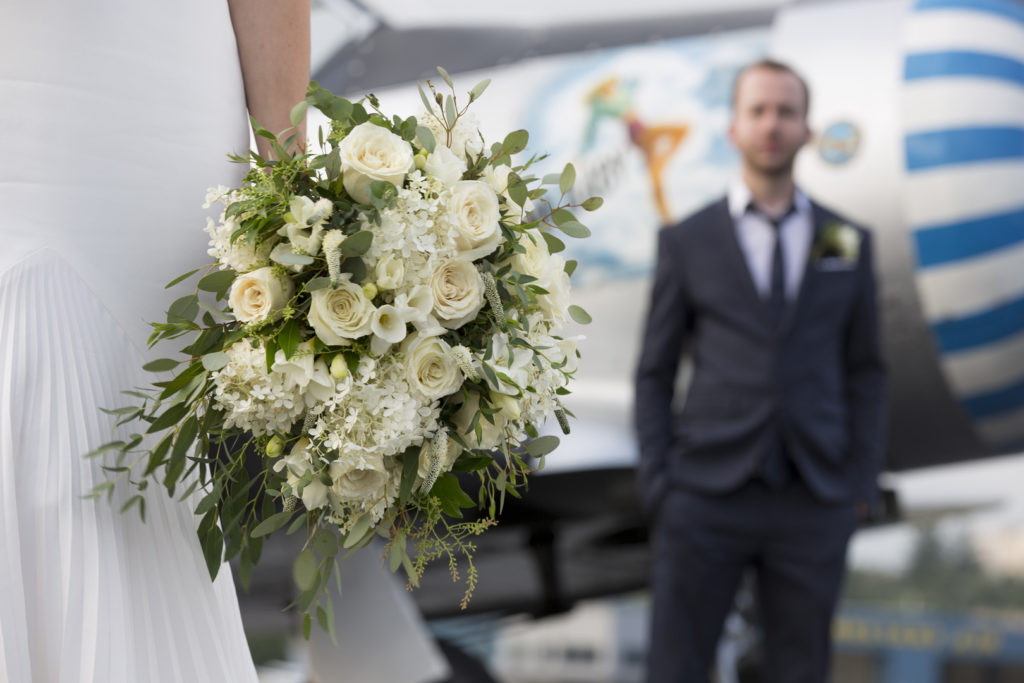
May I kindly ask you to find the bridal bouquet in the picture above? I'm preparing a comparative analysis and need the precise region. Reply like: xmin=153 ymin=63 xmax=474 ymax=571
xmin=88 ymin=70 xmax=597 ymax=636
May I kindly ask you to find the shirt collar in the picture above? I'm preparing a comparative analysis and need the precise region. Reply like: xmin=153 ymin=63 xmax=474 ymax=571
xmin=727 ymin=179 xmax=811 ymax=222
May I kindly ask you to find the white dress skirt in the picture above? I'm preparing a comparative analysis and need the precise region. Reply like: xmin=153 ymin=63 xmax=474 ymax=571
xmin=0 ymin=0 xmax=258 ymax=680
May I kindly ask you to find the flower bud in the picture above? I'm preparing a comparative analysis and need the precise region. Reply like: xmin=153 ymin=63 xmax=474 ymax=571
xmin=330 ymin=355 xmax=349 ymax=380
xmin=489 ymin=390 xmax=521 ymax=421
xmin=362 ymin=282 xmax=379 ymax=300
xmin=414 ymin=154 xmax=427 ymax=170
xmin=266 ymin=435 xmax=285 ymax=458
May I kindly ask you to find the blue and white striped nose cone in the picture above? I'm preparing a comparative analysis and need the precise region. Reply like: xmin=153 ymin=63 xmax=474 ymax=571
xmin=903 ymin=0 xmax=1024 ymax=449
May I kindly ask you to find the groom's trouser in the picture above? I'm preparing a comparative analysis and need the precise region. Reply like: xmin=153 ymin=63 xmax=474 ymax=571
xmin=646 ymin=478 xmax=857 ymax=683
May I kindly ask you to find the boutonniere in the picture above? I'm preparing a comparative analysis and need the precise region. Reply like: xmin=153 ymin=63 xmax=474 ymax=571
xmin=812 ymin=221 xmax=860 ymax=264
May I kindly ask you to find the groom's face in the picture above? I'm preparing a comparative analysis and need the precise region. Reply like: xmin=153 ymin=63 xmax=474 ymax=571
xmin=729 ymin=67 xmax=811 ymax=177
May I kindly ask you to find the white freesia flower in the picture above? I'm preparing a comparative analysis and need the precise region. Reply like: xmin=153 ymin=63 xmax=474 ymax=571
xmin=403 ymin=334 xmax=463 ymax=400
xmin=228 ymin=267 xmax=294 ymax=323
xmin=278 ymin=196 xmax=333 ymax=256
xmin=272 ymin=340 xmax=316 ymax=388
xmin=448 ymin=180 xmax=501 ymax=260
xmin=308 ymin=278 xmax=375 ymax=345
xmin=306 ymin=360 xmax=337 ymax=403
xmin=338 ymin=122 xmax=414 ymax=204
xmin=424 ymin=145 xmax=466 ymax=186
xmin=370 ymin=304 xmax=408 ymax=353
xmin=273 ymin=438 xmax=314 ymax=476
xmin=480 ymin=331 xmax=533 ymax=396
xmin=374 ymin=253 xmax=405 ymax=291
xmin=430 ymin=257 xmax=485 ymax=330
xmin=300 ymin=478 xmax=331 ymax=510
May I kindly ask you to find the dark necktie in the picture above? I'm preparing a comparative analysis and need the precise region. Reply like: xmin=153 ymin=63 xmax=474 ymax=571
xmin=746 ymin=202 xmax=798 ymax=488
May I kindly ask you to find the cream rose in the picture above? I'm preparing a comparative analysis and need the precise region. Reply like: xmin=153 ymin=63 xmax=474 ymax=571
xmin=453 ymin=391 xmax=506 ymax=451
xmin=430 ymin=258 xmax=485 ymax=329
xmin=448 ymin=180 xmax=502 ymax=260
xmin=404 ymin=334 xmax=462 ymax=400
xmin=307 ymin=279 xmax=375 ymax=345
xmin=424 ymin=145 xmax=466 ymax=187
xmin=484 ymin=163 xmax=535 ymax=213
xmin=338 ymin=122 xmax=414 ymax=205
xmin=330 ymin=454 xmax=389 ymax=504
xmin=374 ymin=253 xmax=405 ymax=291
xmin=228 ymin=267 xmax=294 ymax=323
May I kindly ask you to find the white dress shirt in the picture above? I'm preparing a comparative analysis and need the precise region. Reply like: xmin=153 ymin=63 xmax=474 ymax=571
xmin=727 ymin=181 xmax=814 ymax=300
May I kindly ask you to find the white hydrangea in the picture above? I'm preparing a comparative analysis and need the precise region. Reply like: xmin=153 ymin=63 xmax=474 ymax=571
xmin=211 ymin=340 xmax=307 ymax=436
xmin=307 ymin=354 xmax=440 ymax=476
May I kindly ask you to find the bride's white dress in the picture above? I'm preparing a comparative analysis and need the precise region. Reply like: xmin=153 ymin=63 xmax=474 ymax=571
xmin=0 ymin=0 xmax=258 ymax=680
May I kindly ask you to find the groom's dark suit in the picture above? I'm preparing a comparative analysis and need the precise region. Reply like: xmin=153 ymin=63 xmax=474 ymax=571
xmin=634 ymin=194 xmax=886 ymax=682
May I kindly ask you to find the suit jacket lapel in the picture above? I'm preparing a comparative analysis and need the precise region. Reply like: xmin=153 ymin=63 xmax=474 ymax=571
xmin=780 ymin=202 xmax=829 ymax=335
xmin=713 ymin=198 xmax=772 ymax=329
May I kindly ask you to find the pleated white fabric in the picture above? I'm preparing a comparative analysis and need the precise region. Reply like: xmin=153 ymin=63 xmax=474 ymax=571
xmin=0 ymin=0 xmax=259 ymax=680
xmin=0 ymin=251 xmax=258 ymax=682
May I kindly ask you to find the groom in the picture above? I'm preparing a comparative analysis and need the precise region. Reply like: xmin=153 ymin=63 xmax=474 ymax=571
xmin=634 ymin=59 xmax=887 ymax=682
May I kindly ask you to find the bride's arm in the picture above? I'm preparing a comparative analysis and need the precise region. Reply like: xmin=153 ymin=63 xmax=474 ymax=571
xmin=228 ymin=0 xmax=311 ymax=157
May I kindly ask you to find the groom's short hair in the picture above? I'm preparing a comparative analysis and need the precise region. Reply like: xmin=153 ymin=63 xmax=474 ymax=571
xmin=731 ymin=59 xmax=810 ymax=117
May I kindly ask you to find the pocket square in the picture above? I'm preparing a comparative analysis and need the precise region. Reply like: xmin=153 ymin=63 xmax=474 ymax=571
xmin=815 ymin=257 xmax=856 ymax=271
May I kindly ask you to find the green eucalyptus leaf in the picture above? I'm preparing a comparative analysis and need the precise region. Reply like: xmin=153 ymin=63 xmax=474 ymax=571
xmin=417 ymin=83 xmax=435 ymax=118
xmin=569 ymin=305 xmax=592 ymax=325
xmin=312 ymin=528 xmax=339 ymax=557
xmin=202 ymin=526 xmax=224 ymax=580
xmin=399 ymin=446 xmax=420 ymax=506
xmin=272 ymin=251 xmax=314 ymax=266
xmin=341 ymin=230 xmax=373 ymax=257
xmin=143 ymin=358 xmax=179 ymax=373
xmin=304 ymin=277 xmax=332 ymax=292
xmin=197 ymin=269 xmax=237 ymax=297
xmin=343 ymin=513 xmax=372 ymax=549
xmin=526 ymin=435 xmax=560 ymax=457
xmin=559 ymin=163 xmax=576 ymax=195
xmin=581 ymin=196 xmax=604 ymax=211
xmin=165 ymin=268 xmax=201 ymax=289
xmin=469 ymin=78 xmax=491 ymax=101
xmin=251 ymin=510 xmax=295 ymax=537
xmin=147 ymin=403 xmax=188 ymax=434
xmin=436 ymin=66 xmax=454 ymax=88
xmin=293 ymin=550 xmax=319 ymax=592
xmin=416 ymin=126 xmax=436 ymax=153
xmin=290 ymin=100 xmax=309 ymax=128
xmin=201 ymin=351 xmax=229 ymax=371
xmin=541 ymin=232 xmax=566 ymax=254
xmin=565 ymin=259 xmax=578 ymax=277
xmin=557 ymin=221 xmax=591 ymax=239
xmin=306 ymin=82 xmax=353 ymax=121
xmin=502 ymin=130 xmax=529 ymax=155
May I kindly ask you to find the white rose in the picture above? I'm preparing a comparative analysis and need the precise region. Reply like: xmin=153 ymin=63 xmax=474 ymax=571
xmin=539 ymin=256 xmax=572 ymax=323
xmin=330 ymin=454 xmax=389 ymax=504
xmin=403 ymin=334 xmax=463 ymax=400
xmin=424 ymin=145 xmax=467 ymax=187
xmin=338 ymin=122 xmax=414 ymax=205
xmin=512 ymin=233 xmax=551 ymax=281
xmin=448 ymin=180 xmax=502 ymax=260
xmin=453 ymin=391 xmax=506 ymax=451
xmin=489 ymin=390 xmax=522 ymax=421
xmin=430 ymin=258 xmax=485 ymax=330
xmin=228 ymin=266 xmax=294 ymax=323
xmin=308 ymin=279 xmax=375 ymax=345
xmin=420 ymin=109 xmax=483 ymax=162
xmin=374 ymin=253 xmax=405 ymax=291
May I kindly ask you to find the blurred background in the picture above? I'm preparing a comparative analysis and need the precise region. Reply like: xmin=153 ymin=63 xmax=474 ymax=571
xmin=246 ymin=0 xmax=1024 ymax=681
